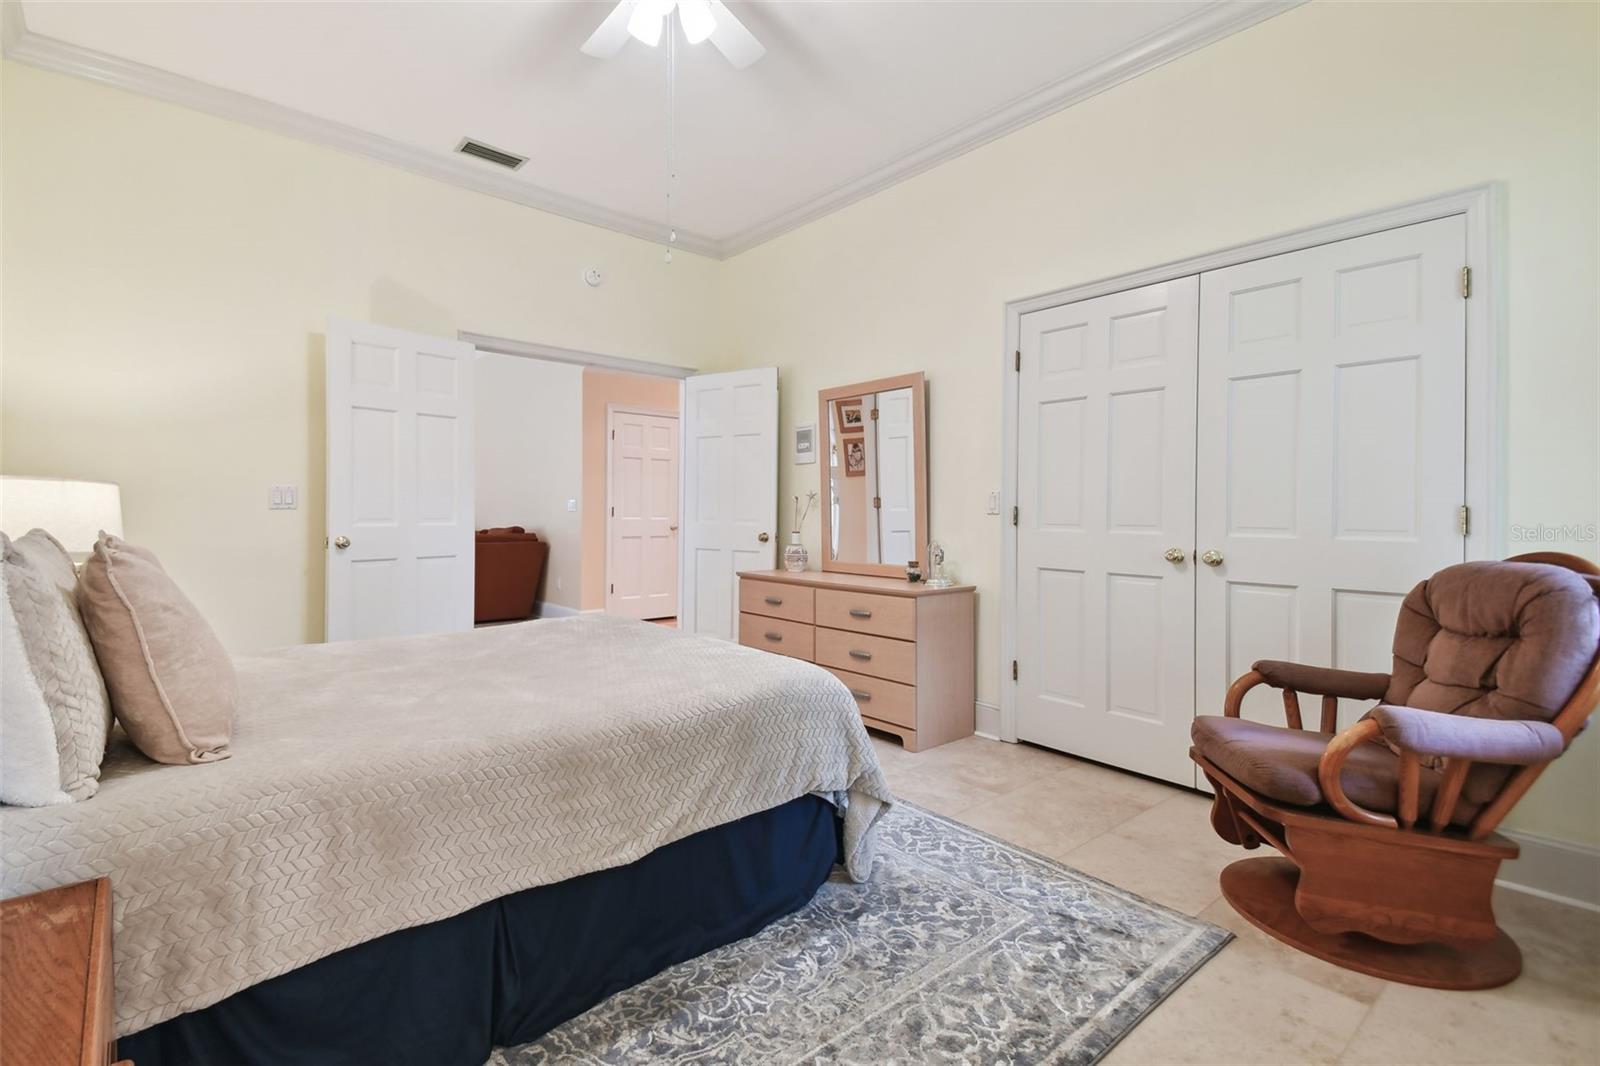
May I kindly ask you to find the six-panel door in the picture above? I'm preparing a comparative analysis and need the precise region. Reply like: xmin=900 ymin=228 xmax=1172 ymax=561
xmin=1194 ymin=216 xmax=1468 ymax=741
xmin=1014 ymin=278 xmax=1200 ymax=785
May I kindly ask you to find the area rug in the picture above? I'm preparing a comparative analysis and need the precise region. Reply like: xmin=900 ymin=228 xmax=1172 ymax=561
xmin=490 ymin=802 xmax=1231 ymax=1065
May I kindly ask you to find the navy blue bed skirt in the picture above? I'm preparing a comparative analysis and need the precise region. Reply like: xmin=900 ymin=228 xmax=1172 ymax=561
xmin=120 ymin=795 xmax=842 ymax=1066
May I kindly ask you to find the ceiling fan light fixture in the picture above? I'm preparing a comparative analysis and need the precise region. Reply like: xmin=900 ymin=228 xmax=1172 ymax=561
xmin=677 ymin=0 xmax=716 ymax=44
xmin=626 ymin=0 xmax=669 ymax=46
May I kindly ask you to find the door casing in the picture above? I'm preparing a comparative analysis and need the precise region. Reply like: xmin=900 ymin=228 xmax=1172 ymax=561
xmin=999 ymin=183 xmax=1503 ymax=747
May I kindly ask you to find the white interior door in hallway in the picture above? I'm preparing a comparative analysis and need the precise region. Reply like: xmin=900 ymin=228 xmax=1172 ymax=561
xmin=1014 ymin=215 xmax=1469 ymax=787
xmin=325 ymin=318 xmax=475 ymax=641
xmin=607 ymin=408 xmax=679 ymax=620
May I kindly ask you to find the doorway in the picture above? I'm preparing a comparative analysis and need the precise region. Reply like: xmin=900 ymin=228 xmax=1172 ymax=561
xmin=605 ymin=406 xmax=680 ymax=621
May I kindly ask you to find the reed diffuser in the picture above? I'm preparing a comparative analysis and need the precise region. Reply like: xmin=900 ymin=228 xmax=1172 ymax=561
xmin=786 ymin=491 xmax=818 ymax=572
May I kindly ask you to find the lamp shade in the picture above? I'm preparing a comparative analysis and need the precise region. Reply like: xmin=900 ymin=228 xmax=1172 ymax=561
xmin=0 ymin=477 xmax=124 ymax=560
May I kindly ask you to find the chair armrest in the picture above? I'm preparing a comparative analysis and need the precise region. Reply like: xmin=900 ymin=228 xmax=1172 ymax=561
xmin=1252 ymin=660 xmax=1390 ymax=701
xmin=1370 ymin=705 xmax=1566 ymax=766
xmin=1317 ymin=719 xmax=1398 ymax=828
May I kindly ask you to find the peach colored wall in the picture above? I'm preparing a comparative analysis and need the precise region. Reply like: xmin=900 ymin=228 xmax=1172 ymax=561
xmin=580 ymin=368 xmax=680 ymax=611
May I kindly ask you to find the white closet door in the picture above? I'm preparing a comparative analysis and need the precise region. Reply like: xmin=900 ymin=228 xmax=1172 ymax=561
xmin=1195 ymin=216 xmax=1468 ymax=734
xmin=874 ymin=386 xmax=918 ymax=566
xmin=607 ymin=410 xmax=679 ymax=620
xmin=325 ymin=318 xmax=475 ymax=641
xmin=680 ymin=367 xmax=778 ymax=640
xmin=1015 ymin=278 xmax=1199 ymax=785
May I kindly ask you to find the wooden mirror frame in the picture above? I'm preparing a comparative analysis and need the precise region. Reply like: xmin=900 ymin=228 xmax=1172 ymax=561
xmin=817 ymin=371 xmax=929 ymax=578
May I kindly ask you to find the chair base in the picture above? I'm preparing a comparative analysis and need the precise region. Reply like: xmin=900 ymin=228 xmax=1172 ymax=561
xmin=1221 ymin=856 xmax=1522 ymax=990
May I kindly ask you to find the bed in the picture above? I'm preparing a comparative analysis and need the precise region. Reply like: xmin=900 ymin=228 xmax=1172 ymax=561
xmin=0 ymin=614 xmax=891 ymax=1064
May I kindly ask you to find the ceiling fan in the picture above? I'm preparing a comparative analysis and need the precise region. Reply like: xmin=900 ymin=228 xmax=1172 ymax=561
xmin=581 ymin=0 xmax=766 ymax=69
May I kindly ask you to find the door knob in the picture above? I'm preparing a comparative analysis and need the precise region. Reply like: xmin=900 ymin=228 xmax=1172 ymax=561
xmin=669 ymin=524 xmax=679 ymax=532
xmin=1163 ymin=547 xmax=1186 ymax=564
xmin=1200 ymin=549 xmax=1224 ymax=567
xmin=758 ymin=532 xmax=770 ymax=543
xmin=333 ymin=536 xmax=351 ymax=550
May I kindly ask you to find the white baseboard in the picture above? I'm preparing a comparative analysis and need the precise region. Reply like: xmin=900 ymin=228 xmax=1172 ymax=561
xmin=975 ymin=700 xmax=1001 ymax=740
xmin=533 ymin=601 xmax=580 ymax=619
xmin=1497 ymin=830 xmax=1600 ymax=912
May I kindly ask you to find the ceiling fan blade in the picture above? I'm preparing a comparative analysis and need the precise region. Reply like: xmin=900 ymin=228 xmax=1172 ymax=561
xmin=580 ymin=1 xmax=641 ymax=59
xmin=705 ymin=1 xmax=765 ymax=69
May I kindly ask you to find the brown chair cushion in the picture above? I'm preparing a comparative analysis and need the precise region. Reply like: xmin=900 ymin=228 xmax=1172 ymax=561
xmin=1387 ymin=561 xmax=1599 ymax=723
xmin=1191 ymin=715 xmax=1478 ymax=826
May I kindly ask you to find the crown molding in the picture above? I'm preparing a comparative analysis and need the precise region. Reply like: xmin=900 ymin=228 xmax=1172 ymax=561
xmin=716 ymin=0 xmax=1303 ymax=257
xmin=4 ymin=1 xmax=1299 ymax=260
xmin=2 ymin=20 xmax=723 ymax=259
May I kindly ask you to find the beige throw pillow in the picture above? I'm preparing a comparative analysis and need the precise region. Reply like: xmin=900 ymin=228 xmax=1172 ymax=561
xmin=1 ymin=530 xmax=112 ymax=803
xmin=78 ymin=533 xmax=235 ymax=764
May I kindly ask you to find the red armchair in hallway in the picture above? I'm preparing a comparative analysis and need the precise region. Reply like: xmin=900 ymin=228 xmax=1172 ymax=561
xmin=1190 ymin=552 xmax=1600 ymax=990
xmin=474 ymin=527 xmax=549 ymax=624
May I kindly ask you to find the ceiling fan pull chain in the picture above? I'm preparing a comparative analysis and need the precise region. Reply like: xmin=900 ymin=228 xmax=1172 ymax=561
xmin=664 ymin=12 xmax=677 ymax=264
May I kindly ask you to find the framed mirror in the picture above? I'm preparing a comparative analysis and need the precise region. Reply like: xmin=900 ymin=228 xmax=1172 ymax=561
xmin=819 ymin=372 xmax=928 ymax=577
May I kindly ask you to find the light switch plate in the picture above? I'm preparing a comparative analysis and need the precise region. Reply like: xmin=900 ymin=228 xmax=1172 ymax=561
xmin=566 ymin=498 xmax=577 ymax=512
xmin=986 ymin=490 xmax=1000 ymax=516
xmin=269 ymin=485 xmax=298 ymax=510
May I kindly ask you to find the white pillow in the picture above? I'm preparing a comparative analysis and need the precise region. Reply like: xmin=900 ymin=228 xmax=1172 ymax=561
xmin=0 ymin=530 xmax=113 ymax=805
xmin=1 ymin=565 xmax=73 ymax=805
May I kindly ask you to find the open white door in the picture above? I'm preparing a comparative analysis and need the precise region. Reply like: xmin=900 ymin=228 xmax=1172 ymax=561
xmin=679 ymin=367 xmax=778 ymax=640
xmin=325 ymin=318 xmax=475 ymax=641
xmin=607 ymin=408 xmax=680 ymax=620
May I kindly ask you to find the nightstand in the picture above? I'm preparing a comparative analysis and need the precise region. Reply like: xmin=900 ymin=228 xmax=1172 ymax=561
xmin=0 ymin=877 xmax=126 ymax=1066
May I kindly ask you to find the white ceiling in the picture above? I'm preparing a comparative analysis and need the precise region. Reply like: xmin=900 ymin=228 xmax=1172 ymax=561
xmin=11 ymin=1 xmax=1289 ymax=256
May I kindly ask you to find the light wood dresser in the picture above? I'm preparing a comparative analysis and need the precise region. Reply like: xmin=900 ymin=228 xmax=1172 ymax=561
xmin=737 ymin=569 xmax=975 ymax=752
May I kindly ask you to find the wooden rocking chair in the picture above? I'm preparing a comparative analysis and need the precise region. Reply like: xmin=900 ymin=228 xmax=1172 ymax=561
xmin=1190 ymin=552 xmax=1600 ymax=990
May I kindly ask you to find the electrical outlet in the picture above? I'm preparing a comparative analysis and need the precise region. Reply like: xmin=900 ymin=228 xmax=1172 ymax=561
xmin=269 ymin=485 xmax=299 ymax=510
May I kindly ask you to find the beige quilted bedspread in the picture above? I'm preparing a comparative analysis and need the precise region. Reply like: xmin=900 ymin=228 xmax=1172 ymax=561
xmin=0 ymin=615 xmax=892 ymax=1037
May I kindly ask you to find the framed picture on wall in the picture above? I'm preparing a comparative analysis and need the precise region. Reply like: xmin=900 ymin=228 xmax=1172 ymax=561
xmin=836 ymin=397 xmax=865 ymax=436
xmin=844 ymin=438 xmax=866 ymax=477
xmin=794 ymin=423 xmax=817 ymax=464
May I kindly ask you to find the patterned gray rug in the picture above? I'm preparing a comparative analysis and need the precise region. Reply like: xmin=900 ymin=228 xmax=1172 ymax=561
xmin=491 ymin=802 xmax=1230 ymax=1065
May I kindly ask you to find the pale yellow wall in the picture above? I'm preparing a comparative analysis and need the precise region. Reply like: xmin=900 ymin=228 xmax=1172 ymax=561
xmin=1 ymin=60 xmax=721 ymax=651
xmin=719 ymin=2 xmax=1599 ymax=845
xmin=475 ymin=353 xmax=584 ymax=610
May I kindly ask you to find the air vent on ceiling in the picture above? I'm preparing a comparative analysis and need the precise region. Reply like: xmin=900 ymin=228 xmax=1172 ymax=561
xmin=455 ymin=138 xmax=527 ymax=171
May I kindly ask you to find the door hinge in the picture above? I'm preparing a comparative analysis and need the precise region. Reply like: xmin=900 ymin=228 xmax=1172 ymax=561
xmin=610 ymin=583 xmax=615 ymax=593
xmin=870 ymin=407 xmax=879 ymax=421
xmin=1014 ymin=349 xmax=1021 ymax=372
xmin=1011 ymin=659 xmax=1018 ymax=682
xmin=1458 ymin=505 xmax=1471 ymax=537
xmin=1461 ymin=266 xmax=1472 ymax=299
xmin=610 ymin=506 xmax=614 ymax=516
xmin=872 ymin=496 xmax=881 ymax=509
xmin=1011 ymin=505 xmax=1019 ymax=526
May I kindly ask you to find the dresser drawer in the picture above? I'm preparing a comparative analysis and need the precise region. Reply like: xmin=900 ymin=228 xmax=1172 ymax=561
xmin=815 ymin=588 xmax=916 ymax=640
xmin=825 ymin=667 xmax=916 ymax=729
xmin=739 ymin=613 xmax=814 ymax=661
xmin=739 ymin=579 xmax=815 ymax=624
xmin=815 ymin=627 xmax=915 ymax=685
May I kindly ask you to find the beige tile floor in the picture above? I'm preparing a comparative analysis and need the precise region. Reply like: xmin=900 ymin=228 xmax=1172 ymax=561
xmin=869 ymin=733 xmax=1600 ymax=1066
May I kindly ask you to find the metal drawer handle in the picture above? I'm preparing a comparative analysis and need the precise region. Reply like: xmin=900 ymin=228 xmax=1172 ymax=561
xmin=850 ymin=689 xmax=872 ymax=702
xmin=764 ymin=596 xmax=783 ymax=606
xmin=765 ymin=632 xmax=783 ymax=642
xmin=849 ymin=608 xmax=873 ymax=619
xmin=848 ymin=649 xmax=872 ymax=661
